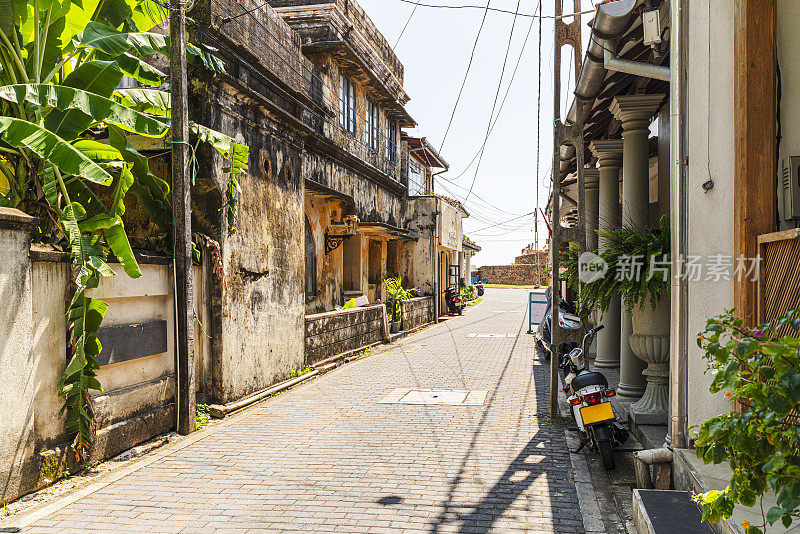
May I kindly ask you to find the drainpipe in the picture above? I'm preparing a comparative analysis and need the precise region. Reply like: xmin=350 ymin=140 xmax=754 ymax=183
xmin=603 ymin=40 xmax=671 ymax=81
xmin=433 ymin=196 xmax=440 ymax=323
xmin=669 ymin=0 xmax=688 ymax=449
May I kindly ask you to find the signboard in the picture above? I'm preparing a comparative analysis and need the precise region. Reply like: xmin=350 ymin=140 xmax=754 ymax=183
xmin=438 ymin=201 xmax=463 ymax=251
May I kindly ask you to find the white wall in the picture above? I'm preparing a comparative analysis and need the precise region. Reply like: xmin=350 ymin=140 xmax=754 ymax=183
xmin=685 ymin=0 xmax=736 ymax=431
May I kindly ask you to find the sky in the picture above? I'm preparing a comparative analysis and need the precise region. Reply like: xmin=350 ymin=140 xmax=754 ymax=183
xmin=357 ymin=0 xmax=595 ymax=266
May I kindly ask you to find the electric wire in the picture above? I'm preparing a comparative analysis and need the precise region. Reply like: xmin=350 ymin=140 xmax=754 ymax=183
xmin=438 ymin=0 xmax=492 ymax=154
xmin=393 ymin=1 xmax=419 ymax=49
xmin=396 ymin=0 xmax=597 ymax=20
xmin=463 ymin=0 xmax=523 ymax=202
xmin=441 ymin=0 xmax=539 ymax=183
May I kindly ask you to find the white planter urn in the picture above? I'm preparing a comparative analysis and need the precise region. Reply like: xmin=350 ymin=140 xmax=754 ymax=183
xmin=629 ymin=296 xmax=670 ymax=425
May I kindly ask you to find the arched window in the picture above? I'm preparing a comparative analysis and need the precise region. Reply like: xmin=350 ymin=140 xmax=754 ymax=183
xmin=305 ymin=218 xmax=316 ymax=297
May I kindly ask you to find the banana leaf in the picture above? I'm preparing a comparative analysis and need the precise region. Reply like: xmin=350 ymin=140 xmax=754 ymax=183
xmin=0 ymin=117 xmax=113 ymax=185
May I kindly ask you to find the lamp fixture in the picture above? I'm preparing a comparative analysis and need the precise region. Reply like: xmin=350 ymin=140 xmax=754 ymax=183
xmin=325 ymin=215 xmax=359 ymax=254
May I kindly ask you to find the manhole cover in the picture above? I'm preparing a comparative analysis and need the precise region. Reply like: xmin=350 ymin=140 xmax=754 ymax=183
xmin=379 ymin=388 xmax=488 ymax=405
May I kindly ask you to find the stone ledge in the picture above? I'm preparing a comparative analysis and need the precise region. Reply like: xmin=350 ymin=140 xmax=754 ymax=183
xmin=0 ymin=207 xmax=38 ymax=231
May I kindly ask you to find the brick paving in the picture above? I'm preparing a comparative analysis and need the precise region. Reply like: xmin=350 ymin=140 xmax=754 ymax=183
xmin=20 ymin=288 xmax=584 ymax=533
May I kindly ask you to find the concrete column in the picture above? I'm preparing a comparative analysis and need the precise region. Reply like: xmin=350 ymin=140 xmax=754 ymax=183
xmin=610 ymin=94 xmax=664 ymax=398
xmin=590 ymin=140 xmax=623 ymax=369
xmin=584 ymin=168 xmax=600 ymax=252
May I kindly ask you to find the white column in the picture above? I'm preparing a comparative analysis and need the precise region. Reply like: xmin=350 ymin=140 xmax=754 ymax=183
xmin=610 ymin=94 xmax=665 ymax=398
xmin=584 ymin=168 xmax=600 ymax=252
xmin=590 ymin=140 xmax=623 ymax=369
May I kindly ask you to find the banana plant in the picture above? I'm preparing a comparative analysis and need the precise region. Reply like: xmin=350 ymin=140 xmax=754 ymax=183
xmin=0 ymin=0 xmax=248 ymax=459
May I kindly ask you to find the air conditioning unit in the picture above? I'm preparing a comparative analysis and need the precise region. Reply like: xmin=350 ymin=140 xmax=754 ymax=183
xmin=778 ymin=156 xmax=800 ymax=226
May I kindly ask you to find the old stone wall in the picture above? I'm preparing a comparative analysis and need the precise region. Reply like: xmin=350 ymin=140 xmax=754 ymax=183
xmin=479 ymin=264 xmax=548 ymax=286
xmin=192 ymin=75 xmax=307 ymax=405
xmin=401 ymin=296 xmax=434 ymax=332
xmin=514 ymin=251 xmax=548 ymax=265
xmin=304 ymin=304 xmax=388 ymax=365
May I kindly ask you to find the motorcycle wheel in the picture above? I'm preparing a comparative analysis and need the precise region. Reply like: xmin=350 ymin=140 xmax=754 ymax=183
xmin=597 ymin=440 xmax=615 ymax=470
xmin=457 ymin=307 xmax=463 ymax=315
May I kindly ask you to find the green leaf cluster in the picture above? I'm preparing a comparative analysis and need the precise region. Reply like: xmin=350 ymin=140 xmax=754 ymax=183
xmin=563 ymin=214 xmax=670 ymax=318
xmin=383 ymin=277 xmax=416 ymax=323
xmin=693 ymin=309 xmax=800 ymax=533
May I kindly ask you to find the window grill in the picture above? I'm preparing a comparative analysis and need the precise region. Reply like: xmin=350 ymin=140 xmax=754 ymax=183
xmin=367 ymin=97 xmax=380 ymax=152
xmin=338 ymin=75 xmax=356 ymax=135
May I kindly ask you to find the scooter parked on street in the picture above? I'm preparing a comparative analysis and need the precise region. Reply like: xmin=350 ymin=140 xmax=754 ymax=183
xmin=475 ymin=282 xmax=485 ymax=296
xmin=560 ymin=326 xmax=629 ymax=470
xmin=536 ymin=285 xmax=583 ymax=359
xmin=444 ymin=286 xmax=464 ymax=315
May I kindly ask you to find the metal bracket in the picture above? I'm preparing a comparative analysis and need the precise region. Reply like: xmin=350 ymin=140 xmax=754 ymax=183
xmin=324 ymin=229 xmax=351 ymax=254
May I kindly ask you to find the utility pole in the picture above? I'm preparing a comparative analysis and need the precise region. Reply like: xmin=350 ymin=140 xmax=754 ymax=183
xmin=170 ymin=0 xmax=195 ymax=435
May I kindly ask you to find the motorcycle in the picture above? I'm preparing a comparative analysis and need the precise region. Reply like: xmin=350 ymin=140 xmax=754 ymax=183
xmin=475 ymin=282 xmax=485 ymax=296
xmin=560 ymin=326 xmax=629 ymax=470
xmin=444 ymin=286 xmax=464 ymax=315
xmin=536 ymin=285 xmax=583 ymax=359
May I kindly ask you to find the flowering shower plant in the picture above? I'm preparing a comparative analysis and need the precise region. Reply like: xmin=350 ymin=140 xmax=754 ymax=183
xmin=694 ymin=309 xmax=800 ymax=533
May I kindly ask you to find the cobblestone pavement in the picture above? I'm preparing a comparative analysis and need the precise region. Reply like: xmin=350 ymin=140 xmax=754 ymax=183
xmin=19 ymin=289 xmax=586 ymax=533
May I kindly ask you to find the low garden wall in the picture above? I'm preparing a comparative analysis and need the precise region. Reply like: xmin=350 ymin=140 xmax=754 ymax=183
xmin=401 ymin=296 xmax=435 ymax=332
xmin=304 ymin=304 xmax=388 ymax=366
xmin=0 ymin=209 xmax=186 ymax=504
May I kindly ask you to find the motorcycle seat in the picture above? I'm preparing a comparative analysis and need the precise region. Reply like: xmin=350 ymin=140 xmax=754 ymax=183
xmin=570 ymin=372 xmax=608 ymax=391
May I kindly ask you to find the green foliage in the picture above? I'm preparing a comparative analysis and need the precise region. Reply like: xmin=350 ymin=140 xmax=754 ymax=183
xmin=693 ymin=309 xmax=800 ymax=532
xmin=383 ymin=277 xmax=415 ymax=322
xmin=0 ymin=0 xmax=248 ymax=460
xmin=195 ymin=403 xmax=210 ymax=429
xmin=565 ymin=215 xmax=670 ymax=318
xmin=461 ymin=284 xmax=476 ymax=302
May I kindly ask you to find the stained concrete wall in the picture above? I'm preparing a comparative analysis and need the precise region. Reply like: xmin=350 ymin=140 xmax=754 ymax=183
xmin=685 ymin=0 xmax=735 ymax=432
xmin=400 ymin=196 xmax=436 ymax=295
xmin=478 ymin=264 xmax=548 ymax=287
xmin=0 ymin=212 xmax=181 ymax=503
xmin=192 ymin=76 xmax=306 ymax=404
xmin=304 ymin=304 xmax=388 ymax=365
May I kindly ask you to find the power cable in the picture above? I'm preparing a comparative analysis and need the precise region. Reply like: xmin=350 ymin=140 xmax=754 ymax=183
xmin=467 ymin=211 xmax=536 ymax=233
xmin=438 ymin=0 xmax=492 ymax=154
xmin=463 ymin=0 xmax=523 ymax=202
xmin=442 ymin=0 xmax=538 ymax=183
xmin=393 ymin=1 xmax=419 ymax=49
xmin=534 ymin=0 xmax=542 ymax=249
xmin=396 ymin=0 xmax=597 ymax=20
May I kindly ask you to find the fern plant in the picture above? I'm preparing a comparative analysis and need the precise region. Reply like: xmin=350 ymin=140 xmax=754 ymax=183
xmin=384 ymin=277 xmax=415 ymax=323
xmin=564 ymin=215 xmax=671 ymax=318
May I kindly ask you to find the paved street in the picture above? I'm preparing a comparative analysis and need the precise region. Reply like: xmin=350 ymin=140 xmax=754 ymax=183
xmin=17 ymin=289 xmax=586 ymax=533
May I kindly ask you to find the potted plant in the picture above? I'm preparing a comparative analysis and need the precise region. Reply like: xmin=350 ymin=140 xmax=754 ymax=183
xmin=384 ymin=277 xmax=415 ymax=334
xmin=566 ymin=215 xmax=671 ymax=418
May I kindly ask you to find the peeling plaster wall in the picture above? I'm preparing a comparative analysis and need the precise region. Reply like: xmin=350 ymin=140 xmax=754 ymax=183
xmin=400 ymin=197 xmax=436 ymax=295
xmin=192 ymin=79 xmax=306 ymax=404
xmin=304 ymin=195 xmax=345 ymax=313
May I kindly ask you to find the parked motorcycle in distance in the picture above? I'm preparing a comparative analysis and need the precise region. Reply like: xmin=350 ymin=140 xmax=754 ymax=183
xmin=560 ymin=326 xmax=629 ymax=470
xmin=444 ymin=286 xmax=464 ymax=315
xmin=475 ymin=282 xmax=485 ymax=296
xmin=536 ymin=285 xmax=583 ymax=360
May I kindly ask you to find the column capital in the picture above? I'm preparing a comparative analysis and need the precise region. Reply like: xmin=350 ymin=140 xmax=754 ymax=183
xmin=590 ymin=139 xmax=624 ymax=168
xmin=610 ymin=94 xmax=665 ymax=135
xmin=584 ymin=168 xmax=599 ymax=189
